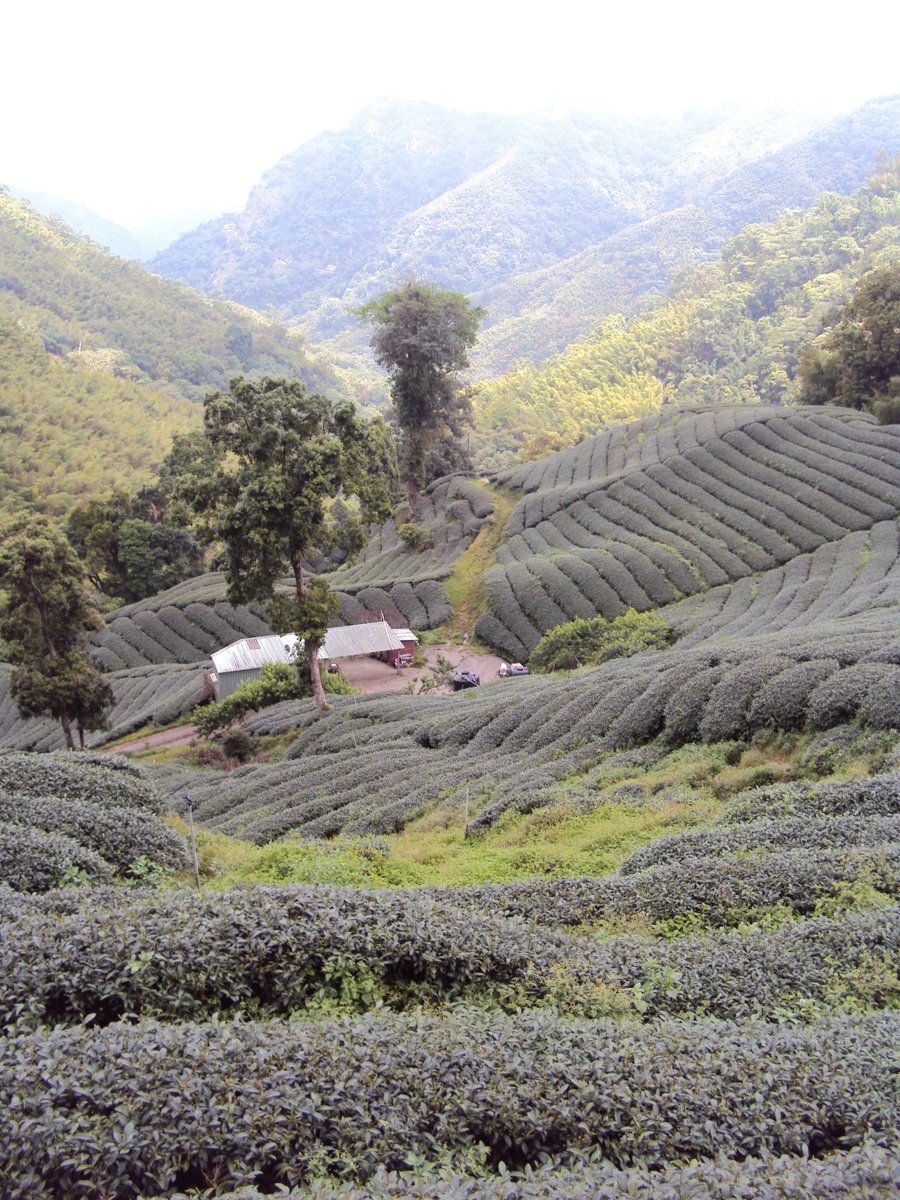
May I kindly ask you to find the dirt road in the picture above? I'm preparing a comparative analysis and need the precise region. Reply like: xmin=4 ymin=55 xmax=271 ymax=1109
xmin=105 ymin=643 xmax=510 ymax=754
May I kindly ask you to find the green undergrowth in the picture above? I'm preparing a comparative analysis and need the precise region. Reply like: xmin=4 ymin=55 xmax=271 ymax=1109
xmin=443 ymin=483 xmax=519 ymax=639
xmin=182 ymin=730 xmax=884 ymax=889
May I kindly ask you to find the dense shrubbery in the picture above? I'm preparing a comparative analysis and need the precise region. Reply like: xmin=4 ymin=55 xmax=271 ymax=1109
xmin=0 ymin=823 xmax=113 ymax=892
xmin=193 ymin=663 xmax=354 ymax=737
xmin=220 ymin=1142 xmax=900 ymax=1199
xmin=442 ymin=846 xmax=900 ymax=929
xmin=619 ymin=814 xmax=900 ymax=875
xmin=0 ymin=793 xmax=186 ymax=876
xmin=0 ymin=752 xmax=162 ymax=814
xmin=0 ymin=1011 xmax=895 ymax=1198
xmin=2 ymin=885 xmax=896 ymax=1029
xmin=723 ymin=775 xmax=900 ymax=824
xmin=529 ymin=609 xmax=671 ymax=672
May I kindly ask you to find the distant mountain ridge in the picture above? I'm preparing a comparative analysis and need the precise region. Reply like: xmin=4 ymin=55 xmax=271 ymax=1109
xmin=150 ymin=96 xmax=900 ymax=377
xmin=7 ymin=187 xmax=222 ymax=261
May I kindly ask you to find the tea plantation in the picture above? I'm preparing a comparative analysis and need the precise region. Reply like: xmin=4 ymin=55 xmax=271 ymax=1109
xmin=0 ymin=402 xmax=898 ymax=1196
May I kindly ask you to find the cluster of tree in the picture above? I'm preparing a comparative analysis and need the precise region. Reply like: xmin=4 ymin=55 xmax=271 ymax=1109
xmin=799 ymin=266 xmax=900 ymax=423
xmin=0 ymin=514 xmax=112 ymax=749
xmin=529 ymin=610 xmax=672 ymax=674
xmin=355 ymin=281 xmax=484 ymax=508
xmin=65 ymin=489 xmax=204 ymax=605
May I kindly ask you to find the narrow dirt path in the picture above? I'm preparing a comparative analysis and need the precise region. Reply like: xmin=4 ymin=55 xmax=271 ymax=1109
xmin=102 ymin=724 xmax=197 ymax=755
xmin=443 ymin=483 xmax=518 ymax=638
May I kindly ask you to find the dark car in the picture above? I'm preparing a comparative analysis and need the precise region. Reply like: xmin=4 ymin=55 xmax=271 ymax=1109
xmin=452 ymin=669 xmax=481 ymax=690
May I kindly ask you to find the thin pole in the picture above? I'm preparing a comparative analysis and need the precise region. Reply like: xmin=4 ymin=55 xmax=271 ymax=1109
xmin=464 ymin=783 xmax=470 ymax=839
xmin=186 ymin=793 xmax=201 ymax=892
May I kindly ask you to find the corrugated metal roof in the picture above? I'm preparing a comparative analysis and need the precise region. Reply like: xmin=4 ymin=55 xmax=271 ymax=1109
xmin=211 ymin=635 xmax=297 ymax=674
xmin=211 ymin=621 xmax=404 ymax=674
xmin=321 ymin=621 xmax=404 ymax=658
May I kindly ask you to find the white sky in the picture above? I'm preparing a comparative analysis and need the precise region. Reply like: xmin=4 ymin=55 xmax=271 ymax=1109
xmin=4 ymin=0 xmax=899 ymax=227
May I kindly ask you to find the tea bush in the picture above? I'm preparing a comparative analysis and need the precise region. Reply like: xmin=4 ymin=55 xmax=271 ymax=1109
xmin=0 ymin=1012 xmax=894 ymax=1198
xmin=0 ymin=752 xmax=163 ymax=814
xmin=218 ymin=1142 xmax=900 ymax=1199
xmin=0 ymin=793 xmax=187 ymax=875
xmin=0 ymin=823 xmax=113 ymax=892
xmin=2 ymin=887 xmax=895 ymax=1028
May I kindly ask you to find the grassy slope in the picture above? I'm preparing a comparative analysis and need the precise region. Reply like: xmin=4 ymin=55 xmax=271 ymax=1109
xmin=162 ymin=727 xmax=896 ymax=890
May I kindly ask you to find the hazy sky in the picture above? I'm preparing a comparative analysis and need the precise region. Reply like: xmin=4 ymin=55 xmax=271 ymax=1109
xmin=5 ymin=0 xmax=898 ymax=227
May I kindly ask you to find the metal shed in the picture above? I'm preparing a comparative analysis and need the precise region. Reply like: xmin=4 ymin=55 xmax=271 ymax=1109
xmin=209 ymin=621 xmax=409 ymax=700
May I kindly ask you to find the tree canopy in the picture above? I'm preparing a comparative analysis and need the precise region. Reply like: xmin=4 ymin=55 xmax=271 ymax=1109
xmin=799 ymin=266 xmax=900 ymax=423
xmin=65 ymin=489 xmax=204 ymax=604
xmin=357 ymin=281 xmax=484 ymax=509
xmin=178 ymin=376 xmax=391 ymax=708
xmin=0 ymin=513 xmax=112 ymax=749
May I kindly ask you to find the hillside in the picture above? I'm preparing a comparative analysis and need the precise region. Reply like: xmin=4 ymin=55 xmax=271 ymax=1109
xmin=1 ymin=402 xmax=898 ymax=1198
xmin=472 ymin=161 xmax=900 ymax=463
xmin=0 ymin=189 xmax=349 ymax=514
xmin=0 ymin=314 xmax=196 ymax=516
xmin=150 ymin=95 xmax=900 ymax=378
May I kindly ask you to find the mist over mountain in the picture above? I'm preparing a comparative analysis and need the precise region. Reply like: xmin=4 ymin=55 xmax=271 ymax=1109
xmin=150 ymin=95 xmax=900 ymax=377
xmin=7 ymin=187 xmax=222 ymax=261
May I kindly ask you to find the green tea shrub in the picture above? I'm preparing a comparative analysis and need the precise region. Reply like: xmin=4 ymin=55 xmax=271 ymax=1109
xmin=216 ymin=1141 xmax=900 ymax=1198
xmin=0 ymin=1012 xmax=894 ymax=1197
xmin=620 ymin=815 xmax=900 ymax=875
xmin=723 ymin=775 xmax=900 ymax=824
xmin=0 ymin=793 xmax=187 ymax=875
xmin=442 ymin=845 xmax=900 ymax=928
xmin=0 ymin=752 xmax=163 ymax=815
xmin=3 ymin=890 xmax=896 ymax=1027
xmin=0 ymin=823 xmax=113 ymax=892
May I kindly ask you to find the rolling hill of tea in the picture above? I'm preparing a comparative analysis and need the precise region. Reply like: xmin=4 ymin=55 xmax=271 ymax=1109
xmin=107 ymin=401 xmax=895 ymax=847
xmin=2 ymin=405 xmax=899 ymax=1194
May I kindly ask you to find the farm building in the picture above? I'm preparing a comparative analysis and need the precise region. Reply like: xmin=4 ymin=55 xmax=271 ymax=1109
xmin=209 ymin=622 xmax=418 ymax=699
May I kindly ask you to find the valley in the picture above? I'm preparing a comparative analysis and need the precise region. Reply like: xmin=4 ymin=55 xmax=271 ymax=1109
xmin=1 ymin=92 xmax=899 ymax=1200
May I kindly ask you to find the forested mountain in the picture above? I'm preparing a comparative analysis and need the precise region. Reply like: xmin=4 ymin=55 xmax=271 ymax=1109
xmin=8 ymin=187 xmax=142 ymax=259
xmin=0 ymin=315 xmax=196 ymax=517
xmin=472 ymin=161 xmax=900 ymax=465
xmin=150 ymin=95 xmax=900 ymax=377
xmin=0 ymin=190 xmax=346 ymax=514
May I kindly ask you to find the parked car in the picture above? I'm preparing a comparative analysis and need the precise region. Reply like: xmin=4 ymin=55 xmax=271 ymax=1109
xmin=452 ymin=669 xmax=481 ymax=690
xmin=498 ymin=661 xmax=529 ymax=678
xmin=394 ymin=652 xmax=415 ymax=669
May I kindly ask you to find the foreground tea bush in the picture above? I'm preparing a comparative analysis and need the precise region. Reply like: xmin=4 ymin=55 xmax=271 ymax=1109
xmin=443 ymin=846 xmax=900 ymax=928
xmin=2 ymin=887 xmax=896 ymax=1027
xmin=0 ymin=793 xmax=187 ymax=876
xmin=0 ymin=824 xmax=113 ymax=892
xmin=218 ymin=1142 xmax=900 ymax=1199
xmin=0 ymin=752 xmax=163 ymax=815
xmin=0 ymin=1012 xmax=895 ymax=1198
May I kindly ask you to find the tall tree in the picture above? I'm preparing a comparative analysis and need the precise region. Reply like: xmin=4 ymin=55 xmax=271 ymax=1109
xmin=356 ymin=281 xmax=485 ymax=510
xmin=0 ymin=514 xmax=112 ymax=750
xmin=178 ymin=376 xmax=391 ymax=709
xmin=799 ymin=266 xmax=900 ymax=422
